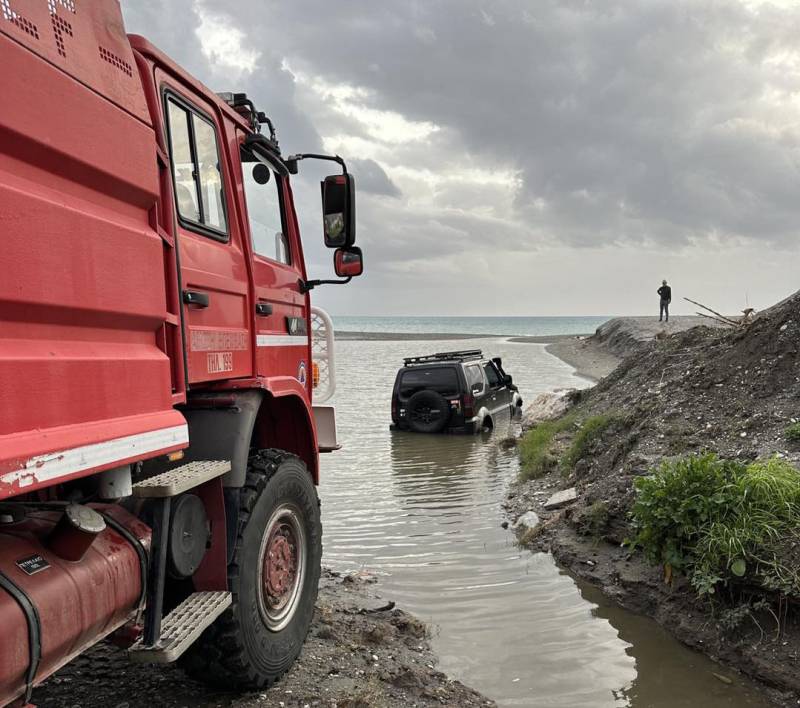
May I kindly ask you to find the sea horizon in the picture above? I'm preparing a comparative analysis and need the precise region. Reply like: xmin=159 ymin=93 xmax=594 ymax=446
xmin=331 ymin=314 xmax=611 ymax=337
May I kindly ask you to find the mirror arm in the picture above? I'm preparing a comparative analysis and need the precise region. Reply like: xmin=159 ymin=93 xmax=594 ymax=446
xmin=300 ymin=276 xmax=352 ymax=293
xmin=285 ymin=153 xmax=348 ymax=175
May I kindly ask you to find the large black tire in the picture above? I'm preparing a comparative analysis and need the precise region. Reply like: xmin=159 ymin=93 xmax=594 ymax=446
xmin=406 ymin=390 xmax=450 ymax=434
xmin=182 ymin=450 xmax=322 ymax=688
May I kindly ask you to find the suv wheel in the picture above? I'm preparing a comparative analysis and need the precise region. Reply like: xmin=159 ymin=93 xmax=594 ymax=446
xmin=407 ymin=390 xmax=450 ymax=433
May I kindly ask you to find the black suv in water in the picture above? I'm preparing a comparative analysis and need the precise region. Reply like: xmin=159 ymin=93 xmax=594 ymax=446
xmin=390 ymin=350 xmax=523 ymax=434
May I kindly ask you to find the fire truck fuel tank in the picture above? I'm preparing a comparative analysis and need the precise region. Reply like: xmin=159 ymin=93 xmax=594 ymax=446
xmin=0 ymin=504 xmax=149 ymax=706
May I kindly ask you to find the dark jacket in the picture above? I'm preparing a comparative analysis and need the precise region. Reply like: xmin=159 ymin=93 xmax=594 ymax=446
xmin=658 ymin=285 xmax=672 ymax=301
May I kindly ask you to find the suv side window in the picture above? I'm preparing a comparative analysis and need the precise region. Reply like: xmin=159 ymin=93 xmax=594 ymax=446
xmin=165 ymin=96 xmax=228 ymax=237
xmin=484 ymin=362 xmax=502 ymax=388
xmin=465 ymin=364 xmax=485 ymax=395
xmin=241 ymin=151 xmax=290 ymax=264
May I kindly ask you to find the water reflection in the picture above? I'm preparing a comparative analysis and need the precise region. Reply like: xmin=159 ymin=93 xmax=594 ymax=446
xmin=320 ymin=337 xmax=773 ymax=707
xmin=389 ymin=430 xmax=500 ymax=503
xmin=578 ymin=581 xmax=771 ymax=707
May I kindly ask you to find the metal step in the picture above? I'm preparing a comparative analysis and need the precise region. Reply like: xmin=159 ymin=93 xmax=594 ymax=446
xmin=129 ymin=591 xmax=231 ymax=663
xmin=133 ymin=460 xmax=230 ymax=498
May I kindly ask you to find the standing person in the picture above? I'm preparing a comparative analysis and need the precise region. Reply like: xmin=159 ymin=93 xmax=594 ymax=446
xmin=658 ymin=279 xmax=672 ymax=322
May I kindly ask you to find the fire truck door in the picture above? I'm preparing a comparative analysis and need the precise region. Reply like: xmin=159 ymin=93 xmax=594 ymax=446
xmin=163 ymin=91 xmax=253 ymax=384
xmin=238 ymin=141 xmax=309 ymax=387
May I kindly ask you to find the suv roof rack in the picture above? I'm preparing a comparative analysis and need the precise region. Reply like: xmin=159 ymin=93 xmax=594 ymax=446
xmin=403 ymin=349 xmax=483 ymax=366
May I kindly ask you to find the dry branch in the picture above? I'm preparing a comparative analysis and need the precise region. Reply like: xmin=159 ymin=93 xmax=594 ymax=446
xmin=696 ymin=312 xmax=737 ymax=327
xmin=684 ymin=297 xmax=742 ymax=326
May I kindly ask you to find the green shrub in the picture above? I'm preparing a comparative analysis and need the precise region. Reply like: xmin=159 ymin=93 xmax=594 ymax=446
xmin=518 ymin=416 xmax=572 ymax=481
xmin=785 ymin=422 xmax=800 ymax=443
xmin=629 ymin=453 xmax=800 ymax=597
xmin=561 ymin=414 xmax=620 ymax=472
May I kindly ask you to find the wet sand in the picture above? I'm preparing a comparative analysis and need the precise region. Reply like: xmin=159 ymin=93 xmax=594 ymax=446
xmin=336 ymin=330 xmax=616 ymax=382
xmin=542 ymin=337 xmax=621 ymax=381
xmin=34 ymin=571 xmax=493 ymax=708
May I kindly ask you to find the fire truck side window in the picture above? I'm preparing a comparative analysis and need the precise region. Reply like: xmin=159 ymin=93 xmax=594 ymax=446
xmin=193 ymin=117 xmax=227 ymax=232
xmin=241 ymin=153 xmax=290 ymax=265
xmin=166 ymin=97 xmax=228 ymax=237
xmin=167 ymin=101 xmax=200 ymax=222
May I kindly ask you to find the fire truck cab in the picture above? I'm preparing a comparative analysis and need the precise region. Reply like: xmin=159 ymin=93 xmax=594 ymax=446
xmin=0 ymin=2 xmax=362 ymax=704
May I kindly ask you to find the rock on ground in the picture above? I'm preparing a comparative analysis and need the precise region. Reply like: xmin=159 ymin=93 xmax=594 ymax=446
xmin=521 ymin=390 xmax=575 ymax=429
xmin=32 ymin=571 xmax=494 ymax=708
xmin=512 ymin=511 xmax=540 ymax=531
xmin=543 ymin=488 xmax=577 ymax=510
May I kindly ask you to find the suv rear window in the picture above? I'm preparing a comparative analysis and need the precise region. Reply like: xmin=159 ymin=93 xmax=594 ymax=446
xmin=400 ymin=367 xmax=459 ymax=397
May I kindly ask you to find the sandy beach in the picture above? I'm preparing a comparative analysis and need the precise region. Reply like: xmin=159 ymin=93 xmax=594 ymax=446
xmin=542 ymin=338 xmax=621 ymax=381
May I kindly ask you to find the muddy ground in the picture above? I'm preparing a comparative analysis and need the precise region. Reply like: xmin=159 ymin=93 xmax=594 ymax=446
xmin=506 ymin=295 xmax=800 ymax=706
xmin=33 ymin=571 xmax=493 ymax=708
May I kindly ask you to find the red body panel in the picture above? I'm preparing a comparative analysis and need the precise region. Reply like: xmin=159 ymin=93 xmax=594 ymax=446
xmin=0 ymin=6 xmax=320 ymax=499
xmin=0 ymin=2 xmax=185 ymax=498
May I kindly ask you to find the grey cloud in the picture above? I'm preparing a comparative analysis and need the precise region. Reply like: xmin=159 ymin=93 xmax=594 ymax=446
xmin=119 ymin=0 xmax=800 ymax=314
xmin=214 ymin=0 xmax=800 ymax=248
xmin=349 ymin=159 xmax=402 ymax=197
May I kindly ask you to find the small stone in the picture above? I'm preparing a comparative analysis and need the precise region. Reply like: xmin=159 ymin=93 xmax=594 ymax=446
xmin=513 ymin=511 xmax=540 ymax=531
xmin=501 ymin=521 xmax=509 ymax=529
xmin=544 ymin=488 xmax=578 ymax=510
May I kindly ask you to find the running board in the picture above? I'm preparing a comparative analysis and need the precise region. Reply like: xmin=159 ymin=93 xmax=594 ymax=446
xmin=133 ymin=460 xmax=230 ymax=498
xmin=129 ymin=591 xmax=231 ymax=663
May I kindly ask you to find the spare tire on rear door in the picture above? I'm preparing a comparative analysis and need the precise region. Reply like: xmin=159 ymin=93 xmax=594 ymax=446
xmin=407 ymin=390 xmax=450 ymax=433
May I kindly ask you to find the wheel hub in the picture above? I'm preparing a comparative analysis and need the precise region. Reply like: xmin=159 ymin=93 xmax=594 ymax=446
xmin=257 ymin=504 xmax=307 ymax=632
xmin=264 ymin=525 xmax=297 ymax=603
xmin=413 ymin=406 xmax=439 ymax=424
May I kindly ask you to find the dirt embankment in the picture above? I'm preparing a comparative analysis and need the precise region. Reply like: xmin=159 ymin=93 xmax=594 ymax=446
xmin=507 ymin=295 xmax=800 ymax=705
xmin=33 ymin=571 xmax=494 ymax=708
xmin=542 ymin=316 xmax=730 ymax=382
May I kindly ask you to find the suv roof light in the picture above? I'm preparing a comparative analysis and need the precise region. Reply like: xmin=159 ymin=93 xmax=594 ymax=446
xmin=403 ymin=349 xmax=483 ymax=366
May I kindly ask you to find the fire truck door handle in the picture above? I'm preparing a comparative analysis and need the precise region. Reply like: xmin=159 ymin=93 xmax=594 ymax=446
xmin=255 ymin=303 xmax=273 ymax=316
xmin=182 ymin=290 xmax=210 ymax=308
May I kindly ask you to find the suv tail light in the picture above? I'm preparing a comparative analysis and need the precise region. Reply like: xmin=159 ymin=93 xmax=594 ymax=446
xmin=462 ymin=393 xmax=474 ymax=418
xmin=391 ymin=398 xmax=398 ymax=422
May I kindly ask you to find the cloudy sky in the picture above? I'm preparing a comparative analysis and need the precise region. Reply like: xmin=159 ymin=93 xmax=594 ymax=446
xmin=122 ymin=0 xmax=800 ymax=317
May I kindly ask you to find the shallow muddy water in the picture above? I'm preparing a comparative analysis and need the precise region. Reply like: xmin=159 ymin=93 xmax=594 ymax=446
xmin=319 ymin=337 xmax=772 ymax=707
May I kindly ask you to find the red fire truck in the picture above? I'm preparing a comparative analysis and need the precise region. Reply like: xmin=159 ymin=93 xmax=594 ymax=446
xmin=0 ymin=2 xmax=364 ymax=704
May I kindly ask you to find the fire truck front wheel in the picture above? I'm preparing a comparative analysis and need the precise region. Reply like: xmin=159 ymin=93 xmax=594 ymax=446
xmin=183 ymin=449 xmax=322 ymax=688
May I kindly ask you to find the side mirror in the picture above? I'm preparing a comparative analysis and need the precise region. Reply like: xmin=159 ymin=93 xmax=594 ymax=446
xmin=322 ymin=174 xmax=356 ymax=248
xmin=503 ymin=374 xmax=513 ymax=386
xmin=334 ymin=246 xmax=364 ymax=278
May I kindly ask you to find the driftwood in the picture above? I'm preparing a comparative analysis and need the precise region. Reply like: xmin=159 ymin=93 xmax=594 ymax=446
xmin=696 ymin=312 xmax=738 ymax=327
xmin=684 ymin=297 xmax=743 ymax=327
